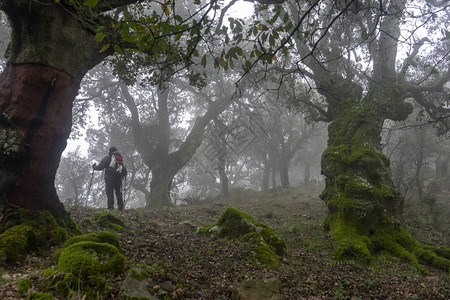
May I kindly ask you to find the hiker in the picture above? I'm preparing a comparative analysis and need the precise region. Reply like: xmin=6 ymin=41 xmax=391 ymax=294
xmin=93 ymin=146 xmax=127 ymax=211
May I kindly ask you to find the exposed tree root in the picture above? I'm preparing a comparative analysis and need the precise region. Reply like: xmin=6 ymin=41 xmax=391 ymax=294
xmin=327 ymin=215 xmax=450 ymax=274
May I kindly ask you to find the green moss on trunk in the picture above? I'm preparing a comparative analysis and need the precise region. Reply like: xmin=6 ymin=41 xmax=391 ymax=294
xmin=0 ymin=208 xmax=80 ymax=264
xmin=321 ymin=105 xmax=450 ymax=273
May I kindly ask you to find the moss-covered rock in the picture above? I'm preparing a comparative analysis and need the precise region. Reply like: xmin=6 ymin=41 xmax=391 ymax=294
xmin=119 ymin=267 xmax=155 ymax=299
xmin=93 ymin=212 xmax=125 ymax=232
xmin=54 ymin=231 xmax=121 ymax=262
xmin=198 ymin=207 xmax=286 ymax=268
xmin=0 ymin=225 xmax=32 ymax=264
xmin=57 ymin=241 xmax=125 ymax=277
xmin=50 ymin=231 xmax=125 ymax=299
xmin=243 ymin=232 xmax=280 ymax=268
xmin=0 ymin=209 xmax=80 ymax=265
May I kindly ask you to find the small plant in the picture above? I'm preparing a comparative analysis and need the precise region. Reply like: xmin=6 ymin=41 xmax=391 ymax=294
xmin=334 ymin=279 xmax=351 ymax=300
xmin=17 ymin=277 xmax=32 ymax=296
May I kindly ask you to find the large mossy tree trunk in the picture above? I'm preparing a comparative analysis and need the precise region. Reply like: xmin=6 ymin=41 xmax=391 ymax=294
xmin=318 ymin=78 xmax=450 ymax=272
xmin=0 ymin=1 xmax=113 ymax=217
xmin=320 ymin=88 xmax=450 ymax=272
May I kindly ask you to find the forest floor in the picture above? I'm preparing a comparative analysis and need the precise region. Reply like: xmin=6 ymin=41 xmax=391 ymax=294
xmin=0 ymin=186 xmax=449 ymax=299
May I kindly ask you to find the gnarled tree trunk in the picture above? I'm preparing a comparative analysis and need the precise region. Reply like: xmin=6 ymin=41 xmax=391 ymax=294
xmin=0 ymin=1 xmax=112 ymax=216
xmin=320 ymin=101 xmax=404 ymax=258
xmin=318 ymin=74 xmax=449 ymax=271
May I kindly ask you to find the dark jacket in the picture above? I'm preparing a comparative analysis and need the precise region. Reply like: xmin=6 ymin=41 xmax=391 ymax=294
xmin=94 ymin=151 xmax=127 ymax=181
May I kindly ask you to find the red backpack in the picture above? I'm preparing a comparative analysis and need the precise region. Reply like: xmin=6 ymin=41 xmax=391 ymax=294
xmin=109 ymin=153 xmax=124 ymax=174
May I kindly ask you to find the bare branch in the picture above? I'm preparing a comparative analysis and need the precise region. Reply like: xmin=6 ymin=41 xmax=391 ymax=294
xmin=399 ymin=37 xmax=431 ymax=81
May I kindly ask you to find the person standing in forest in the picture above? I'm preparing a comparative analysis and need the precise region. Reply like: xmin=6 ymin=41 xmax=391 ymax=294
xmin=93 ymin=146 xmax=127 ymax=211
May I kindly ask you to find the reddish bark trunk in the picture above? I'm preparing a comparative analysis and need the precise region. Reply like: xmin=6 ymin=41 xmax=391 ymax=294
xmin=0 ymin=63 xmax=78 ymax=214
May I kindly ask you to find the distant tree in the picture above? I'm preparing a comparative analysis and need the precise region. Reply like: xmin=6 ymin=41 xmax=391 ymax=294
xmin=121 ymin=79 xmax=237 ymax=207
xmin=55 ymin=148 xmax=92 ymax=206
xmin=383 ymin=109 xmax=450 ymax=233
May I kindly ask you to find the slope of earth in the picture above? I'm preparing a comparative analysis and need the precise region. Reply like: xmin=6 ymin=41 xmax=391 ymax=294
xmin=0 ymin=186 xmax=449 ymax=299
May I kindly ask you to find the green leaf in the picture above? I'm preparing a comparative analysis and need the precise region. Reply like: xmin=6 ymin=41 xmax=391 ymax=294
xmin=361 ymin=29 xmax=368 ymax=40
xmin=175 ymin=15 xmax=183 ymax=23
xmin=123 ymin=10 xmax=131 ymax=20
xmin=244 ymin=60 xmax=252 ymax=71
xmin=227 ymin=47 xmax=236 ymax=59
xmin=83 ymin=0 xmax=98 ymax=8
xmin=114 ymin=44 xmax=123 ymax=55
xmin=272 ymin=31 xmax=279 ymax=40
xmin=99 ymin=43 xmax=110 ymax=53
xmin=95 ymin=32 xmax=106 ymax=42
xmin=261 ymin=32 xmax=269 ymax=43
xmin=201 ymin=55 xmax=207 ymax=68
xmin=268 ymin=10 xmax=281 ymax=25
xmin=175 ymin=33 xmax=182 ymax=41
xmin=285 ymin=22 xmax=293 ymax=32
xmin=121 ymin=26 xmax=129 ymax=37
xmin=258 ymin=4 xmax=269 ymax=11
xmin=269 ymin=35 xmax=275 ymax=47
xmin=283 ymin=13 xmax=289 ymax=24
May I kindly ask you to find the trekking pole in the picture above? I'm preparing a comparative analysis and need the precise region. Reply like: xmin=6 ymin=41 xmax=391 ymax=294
xmin=86 ymin=168 xmax=95 ymax=204
xmin=123 ymin=176 xmax=127 ymax=203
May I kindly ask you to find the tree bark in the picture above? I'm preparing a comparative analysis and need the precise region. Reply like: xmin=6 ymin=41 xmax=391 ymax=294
xmin=0 ymin=1 xmax=112 ymax=216
xmin=261 ymin=155 xmax=270 ymax=191
xmin=0 ymin=64 xmax=77 ymax=215
xmin=304 ymin=161 xmax=310 ymax=185
xmin=413 ymin=129 xmax=425 ymax=203
xmin=279 ymin=147 xmax=290 ymax=188
xmin=218 ymin=138 xmax=229 ymax=197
